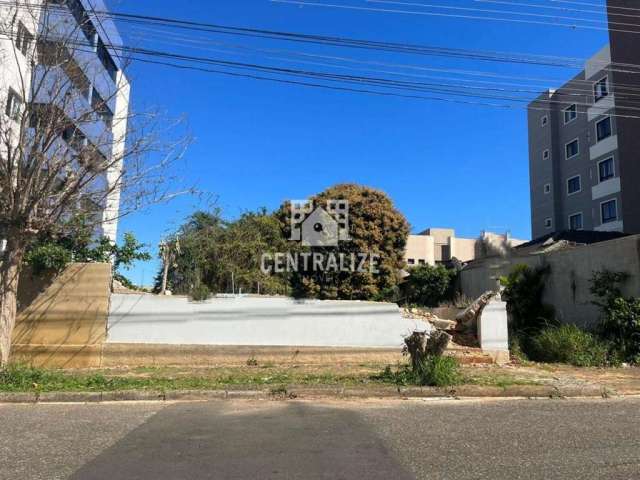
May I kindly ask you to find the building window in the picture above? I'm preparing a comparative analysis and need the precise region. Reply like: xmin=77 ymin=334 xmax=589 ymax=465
xmin=91 ymin=88 xmax=113 ymax=128
xmin=5 ymin=88 xmax=22 ymax=120
xmin=544 ymin=218 xmax=552 ymax=229
xmin=407 ymin=258 xmax=415 ymax=265
xmin=63 ymin=0 xmax=97 ymax=45
xmin=567 ymin=175 xmax=581 ymax=195
xmin=543 ymin=149 xmax=550 ymax=160
xmin=97 ymin=38 xmax=118 ymax=82
xmin=418 ymin=259 xmax=425 ymax=265
xmin=564 ymin=104 xmax=577 ymax=124
xmin=594 ymin=77 xmax=609 ymax=102
xmin=541 ymin=115 xmax=548 ymax=127
xmin=62 ymin=126 xmax=87 ymax=152
xmin=544 ymin=183 xmax=551 ymax=194
xmin=596 ymin=117 xmax=612 ymax=142
xmin=569 ymin=213 xmax=583 ymax=230
xmin=15 ymin=22 xmax=33 ymax=56
xmin=601 ymin=199 xmax=618 ymax=224
xmin=565 ymin=139 xmax=579 ymax=159
xmin=598 ymin=157 xmax=615 ymax=182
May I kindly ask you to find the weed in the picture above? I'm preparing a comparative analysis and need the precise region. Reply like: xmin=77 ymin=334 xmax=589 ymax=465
xmin=530 ymin=324 xmax=616 ymax=367
xmin=373 ymin=356 xmax=461 ymax=387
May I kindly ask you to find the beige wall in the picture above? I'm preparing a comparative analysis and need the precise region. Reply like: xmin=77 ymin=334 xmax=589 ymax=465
xmin=405 ymin=228 xmax=527 ymax=266
xmin=12 ymin=263 xmax=112 ymax=368
xmin=405 ymin=235 xmax=435 ymax=266
xmin=459 ymin=235 xmax=640 ymax=329
xmin=451 ymin=238 xmax=477 ymax=263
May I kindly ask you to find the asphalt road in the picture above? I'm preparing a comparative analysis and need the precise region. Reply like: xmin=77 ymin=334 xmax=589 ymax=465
xmin=1 ymin=398 xmax=640 ymax=479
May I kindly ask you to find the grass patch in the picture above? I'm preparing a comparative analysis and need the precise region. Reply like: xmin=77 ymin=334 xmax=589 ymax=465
xmin=0 ymin=364 xmax=373 ymax=393
xmin=1 ymin=363 xmax=541 ymax=393
xmin=530 ymin=325 xmax=616 ymax=367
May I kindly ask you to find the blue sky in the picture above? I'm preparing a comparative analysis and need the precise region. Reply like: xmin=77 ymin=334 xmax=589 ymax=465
xmin=106 ymin=0 xmax=610 ymax=286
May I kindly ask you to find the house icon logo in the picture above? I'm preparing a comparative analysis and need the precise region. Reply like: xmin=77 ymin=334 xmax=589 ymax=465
xmin=289 ymin=199 xmax=351 ymax=247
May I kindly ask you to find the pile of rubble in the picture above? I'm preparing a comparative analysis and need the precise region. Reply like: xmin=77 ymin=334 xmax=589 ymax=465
xmin=401 ymin=291 xmax=497 ymax=349
xmin=401 ymin=307 xmax=458 ymax=331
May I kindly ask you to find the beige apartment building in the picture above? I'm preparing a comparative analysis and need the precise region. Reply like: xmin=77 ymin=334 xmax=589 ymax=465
xmin=405 ymin=228 xmax=527 ymax=266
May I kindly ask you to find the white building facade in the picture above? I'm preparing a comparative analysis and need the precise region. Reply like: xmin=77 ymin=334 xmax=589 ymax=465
xmin=0 ymin=0 xmax=129 ymax=243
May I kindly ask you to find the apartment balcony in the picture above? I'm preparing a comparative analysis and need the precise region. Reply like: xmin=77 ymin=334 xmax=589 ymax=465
xmin=587 ymin=95 xmax=615 ymax=122
xmin=39 ymin=8 xmax=119 ymax=111
xmin=592 ymin=177 xmax=621 ymax=201
xmin=589 ymin=135 xmax=617 ymax=160
xmin=32 ymin=64 xmax=114 ymax=160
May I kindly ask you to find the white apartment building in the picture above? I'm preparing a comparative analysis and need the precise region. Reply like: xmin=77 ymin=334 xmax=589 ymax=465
xmin=1 ymin=0 xmax=129 ymax=242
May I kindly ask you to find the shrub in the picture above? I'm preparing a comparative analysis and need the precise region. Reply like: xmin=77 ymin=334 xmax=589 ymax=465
xmin=401 ymin=264 xmax=454 ymax=307
xmin=501 ymin=264 xmax=556 ymax=334
xmin=599 ymin=297 xmax=640 ymax=363
xmin=590 ymin=270 xmax=640 ymax=363
xmin=508 ymin=335 xmax=529 ymax=364
xmin=190 ymin=284 xmax=210 ymax=302
xmin=414 ymin=355 xmax=461 ymax=387
xmin=590 ymin=270 xmax=630 ymax=306
xmin=24 ymin=243 xmax=72 ymax=275
xmin=530 ymin=325 xmax=614 ymax=367
xmin=374 ymin=355 xmax=460 ymax=387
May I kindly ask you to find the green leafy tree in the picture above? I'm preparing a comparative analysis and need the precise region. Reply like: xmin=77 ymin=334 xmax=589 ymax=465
xmin=276 ymin=183 xmax=409 ymax=300
xmin=159 ymin=209 xmax=290 ymax=295
xmin=156 ymin=210 xmax=226 ymax=295
xmin=23 ymin=244 xmax=72 ymax=275
xmin=401 ymin=264 xmax=454 ymax=307
xmin=217 ymin=210 xmax=291 ymax=295
xmin=24 ymin=221 xmax=150 ymax=288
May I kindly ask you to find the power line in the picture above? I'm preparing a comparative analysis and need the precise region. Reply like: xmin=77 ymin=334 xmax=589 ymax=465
xmin=270 ymin=0 xmax=640 ymax=34
xmin=123 ymin=24 xmax=640 ymax=101
xmin=4 ymin=0 xmax=640 ymax=75
xmin=550 ymin=0 xmax=640 ymax=12
xmin=130 ymin=54 xmax=640 ymax=119
xmin=4 ymin=1 xmax=640 ymax=117
xmin=473 ymin=0 xmax=612 ymax=16
xmin=473 ymin=0 xmax=640 ymax=20
xmin=369 ymin=0 xmax=614 ymax=26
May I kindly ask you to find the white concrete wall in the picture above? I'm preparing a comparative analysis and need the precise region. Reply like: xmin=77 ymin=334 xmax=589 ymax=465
xmin=477 ymin=299 xmax=509 ymax=352
xmin=460 ymin=235 xmax=640 ymax=329
xmin=108 ymin=295 xmax=432 ymax=348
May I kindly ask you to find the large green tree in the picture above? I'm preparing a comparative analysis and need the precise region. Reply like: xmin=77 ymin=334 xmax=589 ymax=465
xmin=159 ymin=209 xmax=290 ymax=295
xmin=276 ymin=184 xmax=409 ymax=300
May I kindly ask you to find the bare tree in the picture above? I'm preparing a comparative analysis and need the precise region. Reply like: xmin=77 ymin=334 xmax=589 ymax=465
xmin=0 ymin=0 xmax=190 ymax=365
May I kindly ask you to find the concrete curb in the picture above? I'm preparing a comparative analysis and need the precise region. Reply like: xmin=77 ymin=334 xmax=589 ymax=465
xmin=0 ymin=384 xmax=616 ymax=403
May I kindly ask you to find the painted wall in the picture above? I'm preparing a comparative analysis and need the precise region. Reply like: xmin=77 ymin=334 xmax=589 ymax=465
xmin=12 ymin=263 xmax=111 ymax=368
xmin=108 ymin=295 xmax=432 ymax=348
xmin=405 ymin=234 xmax=435 ymax=266
xmin=460 ymin=235 xmax=640 ymax=329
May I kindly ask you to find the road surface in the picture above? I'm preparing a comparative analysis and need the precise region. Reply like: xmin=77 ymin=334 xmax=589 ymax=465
xmin=1 ymin=397 xmax=639 ymax=479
